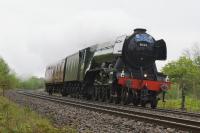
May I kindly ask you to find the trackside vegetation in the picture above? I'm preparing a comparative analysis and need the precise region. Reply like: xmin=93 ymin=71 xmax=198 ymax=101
xmin=0 ymin=57 xmax=44 ymax=94
xmin=19 ymin=76 xmax=45 ymax=90
xmin=160 ymin=44 xmax=200 ymax=111
xmin=158 ymin=84 xmax=200 ymax=112
xmin=0 ymin=95 xmax=76 ymax=133
xmin=0 ymin=57 xmax=76 ymax=132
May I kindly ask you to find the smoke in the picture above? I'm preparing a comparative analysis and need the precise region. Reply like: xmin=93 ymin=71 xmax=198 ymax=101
xmin=26 ymin=9 xmax=142 ymax=76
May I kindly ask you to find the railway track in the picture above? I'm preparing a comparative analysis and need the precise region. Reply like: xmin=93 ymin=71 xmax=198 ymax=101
xmin=89 ymin=97 xmax=200 ymax=119
xmin=126 ymin=104 xmax=200 ymax=119
xmin=39 ymin=90 xmax=200 ymax=119
xmin=18 ymin=91 xmax=200 ymax=132
xmin=146 ymin=107 xmax=200 ymax=118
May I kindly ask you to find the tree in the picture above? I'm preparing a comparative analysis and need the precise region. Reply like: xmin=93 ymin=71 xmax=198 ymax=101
xmin=183 ymin=43 xmax=200 ymax=67
xmin=0 ymin=57 xmax=20 ymax=96
xmin=0 ymin=57 xmax=44 ymax=93
xmin=20 ymin=76 xmax=44 ymax=90
xmin=0 ymin=58 xmax=11 ymax=96
xmin=163 ymin=56 xmax=199 ymax=83
xmin=162 ymin=56 xmax=200 ymax=109
xmin=182 ymin=44 xmax=200 ymax=97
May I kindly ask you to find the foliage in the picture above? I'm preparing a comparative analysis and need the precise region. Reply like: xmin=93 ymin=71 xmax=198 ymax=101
xmin=164 ymin=84 xmax=181 ymax=99
xmin=162 ymin=56 xmax=200 ymax=97
xmin=19 ymin=76 xmax=45 ymax=90
xmin=161 ymin=44 xmax=200 ymax=110
xmin=0 ymin=57 xmax=44 ymax=91
xmin=0 ymin=58 xmax=20 ymax=96
xmin=162 ymin=56 xmax=199 ymax=82
xmin=0 ymin=96 xmax=77 ymax=133
xmin=0 ymin=58 xmax=10 ymax=88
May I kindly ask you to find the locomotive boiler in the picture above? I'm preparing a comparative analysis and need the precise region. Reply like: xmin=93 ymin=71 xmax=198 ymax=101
xmin=45 ymin=28 xmax=170 ymax=108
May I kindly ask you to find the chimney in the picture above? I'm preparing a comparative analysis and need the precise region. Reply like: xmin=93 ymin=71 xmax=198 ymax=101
xmin=134 ymin=28 xmax=146 ymax=34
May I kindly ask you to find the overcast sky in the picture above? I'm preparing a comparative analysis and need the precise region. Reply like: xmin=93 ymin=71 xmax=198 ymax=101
xmin=0 ymin=0 xmax=199 ymax=77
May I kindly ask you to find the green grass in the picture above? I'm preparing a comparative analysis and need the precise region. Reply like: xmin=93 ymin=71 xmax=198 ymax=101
xmin=158 ymin=97 xmax=200 ymax=112
xmin=0 ymin=96 xmax=77 ymax=133
xmin=157 ymin=84 xmax=200 ymax=112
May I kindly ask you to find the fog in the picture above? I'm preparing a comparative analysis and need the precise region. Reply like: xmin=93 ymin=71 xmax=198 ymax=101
xmin=0 ymin=0 xmax=199 ymax=77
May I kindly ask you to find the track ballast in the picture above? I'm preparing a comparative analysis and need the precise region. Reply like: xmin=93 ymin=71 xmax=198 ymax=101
xmin=18 ymin=90 xmax=200 ymax=132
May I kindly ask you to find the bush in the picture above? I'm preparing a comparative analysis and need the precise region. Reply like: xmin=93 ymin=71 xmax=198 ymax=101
xmin=19 ymin=76 xmax=45 ymax=90
xmin=0 ymin=57 xmax=44 ymax=91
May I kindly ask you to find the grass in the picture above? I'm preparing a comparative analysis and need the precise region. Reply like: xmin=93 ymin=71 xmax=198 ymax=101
xmin=158 ymin=97 xmax=200 ymax=112
xmin=0 ymin=95 xmax=77 ymax=133
xmin=157 ymin=83 xmax=200 ymax=112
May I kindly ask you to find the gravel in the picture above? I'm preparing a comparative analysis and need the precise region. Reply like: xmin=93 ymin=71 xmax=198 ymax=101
xmin=38 ymin=89 xmax=200 ymax=122
xmin=5 ymin=90 xmax=188 ymax=133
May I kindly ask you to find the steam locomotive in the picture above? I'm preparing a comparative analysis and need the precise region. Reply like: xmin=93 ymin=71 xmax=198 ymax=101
xmin=45 ymin=28 xmax=170 ymax=108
